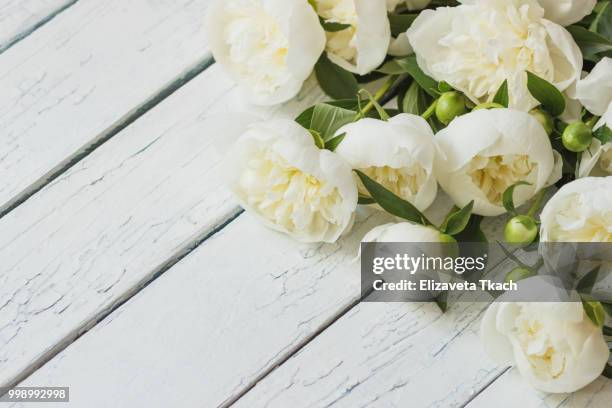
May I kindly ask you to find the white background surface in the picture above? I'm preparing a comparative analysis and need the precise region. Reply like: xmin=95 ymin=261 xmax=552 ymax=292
xmin=0 ymin=1 xmax=610 ymax=406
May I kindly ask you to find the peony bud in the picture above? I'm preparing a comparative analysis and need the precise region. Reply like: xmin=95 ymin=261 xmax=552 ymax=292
xmin=435 ymin=92 xmax=466 ymax=125
xmin=562 ymin=122 xmax=592 ymax=152
xmin=529 ymin=109 xmax=554 ymax=136
xmin=504 ymin=215 xmax=538 ymax=244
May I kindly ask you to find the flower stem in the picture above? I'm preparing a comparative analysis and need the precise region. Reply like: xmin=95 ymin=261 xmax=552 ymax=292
xmin=527 ymin=188 xmax=546 ymax=218
xmin=358 ymin=75 xmax=398 ymax=118
xmin=421 ymin=99 xmax=438 ymax=120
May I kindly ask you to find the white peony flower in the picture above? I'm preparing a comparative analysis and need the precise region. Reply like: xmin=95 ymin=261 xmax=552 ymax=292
xmin=481 ymin=301 xmax=609 ymax=393
xmin=434 ymin=109 xmax=561 ymax=216
xmin=206 ymin=0 xmax=325 ymax=105
xmin=575 ymin=57 xmax=612 ymax=116
xmin=536 ymin=0 xmax=597 ymax=26
xmin=335 ymin=114 xmax=437 ymax=212
xmin=540 ymin=177 xmax=612 ymax=242
xmin=578 ymin=104 xmax=612 ymax=178
xmin=407 ymin=0 xmax=583 ymax=111
xmin=460 ymin=0 xmax=596 ymax=26
xmin=226 ymin=119 xmax=357 ymax=243
xmin=314 ymin=0 xmax=390 ymax=75
xmin=362 ymin=221 xmax=443 ymax=242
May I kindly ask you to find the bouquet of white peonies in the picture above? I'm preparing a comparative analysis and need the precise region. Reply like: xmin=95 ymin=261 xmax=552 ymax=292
xmin=207 ymin=0 xmax=612 ymax=394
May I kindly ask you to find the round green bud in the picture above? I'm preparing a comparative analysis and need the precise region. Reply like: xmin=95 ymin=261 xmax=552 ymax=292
xmin=436 ymin=92 xmax=467 ymax=125
xmin=504 ymin=266 xmax=534 ymax=284
xmin=529 ymin=109 xmax=554 ymax=136
xmin=562 ymin=122 xmax=592 ymax=152
xmin=504 ymin=215 xmax=538 ymax=245
xmin=473 ymin=102 xmax=505 ymax=110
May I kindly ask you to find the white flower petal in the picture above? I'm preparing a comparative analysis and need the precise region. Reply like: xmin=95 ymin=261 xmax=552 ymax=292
xmin=323 ymin=0 xmax=391 ymax=75
xmin=575 ymin=57 xmax=612 ymax=116
xmin=408 ymin=0 xmax=582 ymax=111
xmin=226 ymin=119 xmax=357 ymax=242
xmin=206 ymin=0 xmax=325 ymax=105
xmin=435 ymin=109 xmax=556 ymax=216
xmin=537 ymin=0 xmax=597 ymax=26
xmin=540 ymin=177 xmax=612 ymax=242
xmin=335 ymin=114 xmax=437 ymax=211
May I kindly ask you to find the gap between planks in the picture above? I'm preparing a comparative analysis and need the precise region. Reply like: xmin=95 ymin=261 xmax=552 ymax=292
xmin=0 ymin=55 xmax=215 ymax=219
xmin=0 ymin=0 xmax=79 ymax=55
xmin=3 ymin=208 xmax=243 ymax=392
xmin=4 ymin=76 xmax=399 ymax=393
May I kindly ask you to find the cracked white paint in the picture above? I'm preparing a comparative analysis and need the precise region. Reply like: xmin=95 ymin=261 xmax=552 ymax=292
xmin=0 ymin=0 xmax=73 ymax=50
xmin=0 ymin=0 xmax=212 ymax=211
xmin=16 ymin=211 xmax=394 ymax=407
xmin=468 ymin=369 xmax=612 ymax=408
xmin=0 ymin=64 xmax=326 ymax=387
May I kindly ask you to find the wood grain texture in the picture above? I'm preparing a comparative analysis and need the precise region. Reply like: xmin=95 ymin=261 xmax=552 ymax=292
xmin=0 ymin=0 xmax=75 ymax=52
xmin=13 ymin=212 xmax=515 ymax=408
xmin=16 ymin=210 xmax=394 ymax=408
xmin=231 ymin=237 xmax=513 ymax=408
xmin=0 ymin=65 xmax=326 ymax=388
xmin=467 ymin=369 xmax=612 ymax=408
xmin=0 ymin=0 xmax=212 ymax=213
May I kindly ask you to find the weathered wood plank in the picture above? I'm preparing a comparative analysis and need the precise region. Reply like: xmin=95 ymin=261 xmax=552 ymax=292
xmin=467 ymin=368 xmax=612 ymax=408
xmin=0 ymin=65 xmax=326 ymax=388
xmin=0 ymin=0 xmax=213 ymax=213
xmin=13 ymin=211 xmax=514 ymax=408
xmin=232 ymin=256 xmax=512 ymax=408
xmin=0 ymin=0 xmax=75 ymax=52
xmin=15 ymin=210 xmax=394 ymax=407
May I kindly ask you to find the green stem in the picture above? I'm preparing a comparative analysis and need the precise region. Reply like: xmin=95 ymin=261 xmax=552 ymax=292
xmin=357 ymin=75 xmax=398 ymax=119
xmin=421 ymin=99 xmax=438 ymax=120
xmin=586 ymin=115 xmax=600 ymax=129
xmin=527 ymin=188 xmax=546 ymax=218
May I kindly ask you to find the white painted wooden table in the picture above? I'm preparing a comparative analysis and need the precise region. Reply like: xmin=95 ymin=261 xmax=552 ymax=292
xmin=0 ymin=1 xmax=609 ymax=407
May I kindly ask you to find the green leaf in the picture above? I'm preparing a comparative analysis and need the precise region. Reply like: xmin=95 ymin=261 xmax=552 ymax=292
xmin=441 ymin=201 xmax=474 ymax=236
xmin=309 ymin=129 xmax=324 ymax=149
xmin=454 ymin=215 xmax=488 ymax=243
xmin=301 ymin=103 xmax=355 ymax=140
xmin=358 ymin=89 xmax=389 ymax=121
xmin=378 ymin=56 xmax=438 ymax=97
xmin=603 ymin=302 xmax=612 ymax=316
xmin=567 ymin=25 xmax=612 ymax=60
xmin=577 ymin=265 xmax=601 ymax=294
xmin=594 ymin=125 xmax=612 ymax=145
xmin=438 ymin=81 xmax=453 ymax=92
xmin=526 ymin=71 xmax=566 ymax=117
xmin=357 ymin=195 xmax=376 ymax=205
xmin=401 ymin=81 xmax=430 ymax=115
xmin=311 ymin=103 xmax=355 ymax=139
xmin=354 ymin=170 xmax=432 ymax=225
xmin=591 ymin=1 xmax=612 ymax=41
xmin=319 ymin=17 xmax=351 ymax=32
xmin=388 ymin=14 xmax=417 ymax=37
xmin=435 ymin=291 xmax=448 ymax=313
xmin=315 ymin=53 xmax=359 ymax=100
xmin=502 ymin=181 xmax=532 ymax=215
xmin=603 ymin=364 xmax=612 ymax=379
xmin=295 ymin=99 xmax=358 ymax=129
xmin=493 ymin=79 xmax=509 ymax=108
xmin=324 ymin=132 xmax=345 ymax=151
xmin=583 ymin=300 xmax=606 ymax=327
